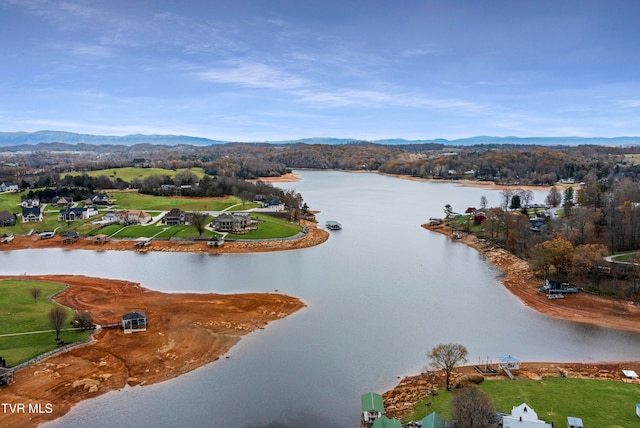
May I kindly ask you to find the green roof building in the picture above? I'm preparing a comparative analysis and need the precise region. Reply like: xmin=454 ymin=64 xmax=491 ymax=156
xmin=370 ymin=416 xmax=402 ymax=428
xmin=361 ymin=392 xmax=385 ymax=426
xmin=422 ymin=411 xmax=446 ymax=428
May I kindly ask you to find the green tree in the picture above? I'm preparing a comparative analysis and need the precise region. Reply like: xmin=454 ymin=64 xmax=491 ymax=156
xmin=563 ymin=186 xmax=575 ymax=216
xmin=546 ymin=186 xmax=562 ymax=207
xmin=509 ymin=194 xmax=521 ymax=210
xmin=428 ymin=343 xmax=469 ymax=391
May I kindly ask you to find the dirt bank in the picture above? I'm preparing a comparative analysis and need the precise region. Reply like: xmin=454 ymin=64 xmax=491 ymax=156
xmin=383 ymin=360 xmax=640 ymax=420
xmin=423 ymin=223 xmax=640 ymax=334
xmin=0 ymin=221 xmax=328 ymax=255
xmin=0 ymin=274 xmax=305 ymax=427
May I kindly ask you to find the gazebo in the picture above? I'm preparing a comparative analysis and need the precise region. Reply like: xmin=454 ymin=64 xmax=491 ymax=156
xmin=122 ymin=311 xmax=147 ymax=334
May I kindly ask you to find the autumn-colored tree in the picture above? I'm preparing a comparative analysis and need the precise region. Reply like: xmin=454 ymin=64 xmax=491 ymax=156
xmin=539 ymin=237 xmax=575 ymax=276
xmin=428 ymin=343 xmax=468 ymax=391
xmin=574 ymin=244 xmax=609 ymax=289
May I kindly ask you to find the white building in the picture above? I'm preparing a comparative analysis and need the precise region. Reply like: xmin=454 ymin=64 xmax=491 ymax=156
xmin=502 ymin=403 xmax=552 ymax=428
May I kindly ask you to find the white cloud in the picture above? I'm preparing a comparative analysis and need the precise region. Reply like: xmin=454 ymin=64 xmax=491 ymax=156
xmin=196 ymin=61 xmax=308 ymax=90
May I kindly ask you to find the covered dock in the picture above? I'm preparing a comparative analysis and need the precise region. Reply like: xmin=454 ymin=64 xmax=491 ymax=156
xmin=499 ymin=355 xmax=520 ymax=379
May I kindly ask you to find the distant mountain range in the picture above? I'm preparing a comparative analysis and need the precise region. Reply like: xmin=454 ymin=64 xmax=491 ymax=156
xmin=1 ymin=130 xmax=640 ymax=148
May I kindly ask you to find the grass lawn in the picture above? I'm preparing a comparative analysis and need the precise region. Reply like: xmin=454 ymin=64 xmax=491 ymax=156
xmin=226 ymin=213 xmax=302 ymax=239
xmin=62 ymin=167 xmax=206 ymax=181
xmin=609 ymin=251 xmax=639 ymax=263
xmin=406 ymin=377 xmax=640 ymax=427
xmin=0 ymin=279 xmax=91 ymax=366
xmin=108 ymin=191 xmax=257 ymax=211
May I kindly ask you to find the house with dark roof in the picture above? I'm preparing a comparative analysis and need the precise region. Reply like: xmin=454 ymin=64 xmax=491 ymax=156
xmin=164 ymin=208 xmax=187 ymax=225
xmin=0 ymin=210 xmax=16 ymax=227
xmin=21 ymin=206 xmax=42 ymax=222
xmin=89 ymin=193 xmax=112 ymax=205
xmin=122 ymin=311 xmax=147 ymax=334
xmin=58 ymin=207 xmax=97 ymax=222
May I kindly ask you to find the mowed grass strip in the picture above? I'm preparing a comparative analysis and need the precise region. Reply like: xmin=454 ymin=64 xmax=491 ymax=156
xmin=0 ymin=279 xmax=91 ymax=366
xmin=406 ymin=377 xmax=640 ymax=427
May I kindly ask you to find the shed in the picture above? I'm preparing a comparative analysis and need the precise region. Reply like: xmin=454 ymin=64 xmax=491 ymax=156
xmin=622 ymin=369 xmax=638 ymax=379
xmin=422 ymin=411 xmax=446 ymax=428
xmin=361 ymin=392 xmax=384 ymax=425
xmin=499 ymin=355 xmax=520 ymax=370
xmin=122 ymin=311 xmax=147 ymax=334
xmin=567 ymin=416 xmax=583 ymax=428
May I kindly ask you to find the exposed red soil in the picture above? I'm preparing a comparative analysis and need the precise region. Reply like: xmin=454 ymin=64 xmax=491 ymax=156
xmin=0 ymin=274 xmax=305 ymax=427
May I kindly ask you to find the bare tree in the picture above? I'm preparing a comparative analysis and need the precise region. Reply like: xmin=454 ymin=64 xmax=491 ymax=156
xmin=428 ymin=343 xmax=469 ymax=391
xmin=188 ymin=212 xmax=209 ymax=236
xmin=452 ymin=386 xmax=498 ymax=428
xmin=71 ymin=311 xmax=94 ymax=330
xmin=479 ymin=195 xmax=488 ymax=210
xmin=29 ymin=287 xmax=42 ymax=303
xmin=48 ymin=307 xmax=67 ymax=340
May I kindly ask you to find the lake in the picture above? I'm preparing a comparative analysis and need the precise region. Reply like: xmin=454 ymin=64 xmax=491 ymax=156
xmin=2 ymin=171 xmax=637 ymax=428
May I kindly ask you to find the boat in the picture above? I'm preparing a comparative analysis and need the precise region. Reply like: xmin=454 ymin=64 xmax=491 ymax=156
xmin=207 ymin=236 xmax=225 ymax=247
xmin=326 ymin=221 xmax=342 ymax=230
xmin=547 ymin=293 xmax=565 ymax=300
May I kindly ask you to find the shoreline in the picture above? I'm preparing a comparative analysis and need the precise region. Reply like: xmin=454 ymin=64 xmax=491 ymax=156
xmin=0 ymin=274 xmax=305 ymax=427
xmin=381 ymin=223 xmax=640 ymax=420
xmin=422 ymin=223 xmax=640 ymax=334
xmin=0 ymin=221 xmax=329 ymax=255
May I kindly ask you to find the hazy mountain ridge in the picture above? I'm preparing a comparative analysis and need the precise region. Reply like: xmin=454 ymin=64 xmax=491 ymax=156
xmin=1 ymin=130 xmax=640 ymax=149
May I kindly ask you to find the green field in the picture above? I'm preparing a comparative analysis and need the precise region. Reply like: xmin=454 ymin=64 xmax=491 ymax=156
xmin=108 ymin=191 xmax=256 ymax=211
xmin=226 ymin=213 xmax=303 ymax=239
xmin=63 ymin=167 xmax=206 ymax=181
xmin=406 ymin=377 xmax=640 ymax=427
xmin=0 ymin=279 xmax=91 ymax=366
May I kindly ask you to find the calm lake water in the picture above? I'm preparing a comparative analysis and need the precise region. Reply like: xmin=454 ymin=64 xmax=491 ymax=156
xmin=3 ymin=171 xmax=637 ymax=428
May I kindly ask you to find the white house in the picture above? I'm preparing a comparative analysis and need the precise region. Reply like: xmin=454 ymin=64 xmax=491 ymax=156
xmin=502 ymin=403 xmax=552 ymax=428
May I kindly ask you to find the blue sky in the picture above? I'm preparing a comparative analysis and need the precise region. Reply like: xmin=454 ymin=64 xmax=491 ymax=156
xmin=1 ymin=0 xmax=640 ymax=141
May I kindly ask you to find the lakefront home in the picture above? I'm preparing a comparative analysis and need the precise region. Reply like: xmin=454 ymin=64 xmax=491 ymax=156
xmin=164 ymin=208 xmax=187 ymax=225
xmin=213 ymin=212 xmax=250 ymax=232
xmin=58 ymin=206 xmax=98 ymax=222
xmin=117 ymin=210 xmax=152 ymax=225
xmin=21 ymin=206 xmax=42 ymax=222
xmin=0 ymin=210 xmax=16 ymax=227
